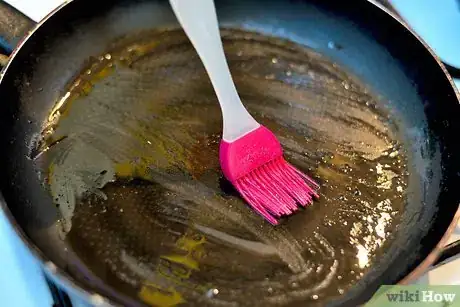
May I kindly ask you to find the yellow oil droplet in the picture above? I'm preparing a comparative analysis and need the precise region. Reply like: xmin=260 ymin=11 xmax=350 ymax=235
xmin=138 ymin=284 xmax=185 ymax=307
xmin=114 ymin=162 xmax=136 ymax=178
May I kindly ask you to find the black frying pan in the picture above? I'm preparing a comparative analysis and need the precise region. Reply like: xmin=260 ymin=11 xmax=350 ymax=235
xmin=1 ymin=0 xmax=460 ymax=306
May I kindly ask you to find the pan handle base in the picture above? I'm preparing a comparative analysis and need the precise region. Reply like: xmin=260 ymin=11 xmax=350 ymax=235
xmin=432 ymin=239 xmax=460 ymax=268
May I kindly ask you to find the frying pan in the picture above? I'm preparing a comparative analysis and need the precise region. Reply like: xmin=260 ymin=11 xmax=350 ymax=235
xmin=1 ymin=0 xmax=460 ymax=306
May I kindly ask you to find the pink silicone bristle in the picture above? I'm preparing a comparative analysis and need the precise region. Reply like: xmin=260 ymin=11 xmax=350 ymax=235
xmin=220 ymin=125 xmax=319 ymax=225
xmin=235 ymin=179 xmax=278 ymax=225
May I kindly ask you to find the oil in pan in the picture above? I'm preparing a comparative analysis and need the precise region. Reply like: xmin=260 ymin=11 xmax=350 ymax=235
xmin=34 ymin=28 xmax=408 ymax=306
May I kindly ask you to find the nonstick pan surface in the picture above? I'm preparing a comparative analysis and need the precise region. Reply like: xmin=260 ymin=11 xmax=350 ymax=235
xmin=1 ymin=0 xmax=460 ymax=306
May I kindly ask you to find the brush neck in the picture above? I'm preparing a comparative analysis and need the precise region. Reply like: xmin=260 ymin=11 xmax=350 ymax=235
xmin=169 ymin=0 xmax=260 ymax=142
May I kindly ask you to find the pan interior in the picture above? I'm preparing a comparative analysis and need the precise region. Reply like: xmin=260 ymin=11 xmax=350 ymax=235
xmin=30 ymin=27 xmax=418 ymax=306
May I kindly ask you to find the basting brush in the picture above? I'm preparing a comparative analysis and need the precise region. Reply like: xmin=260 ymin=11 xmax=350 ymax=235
xmin=170 ymin=0 xmax=319 ymax=224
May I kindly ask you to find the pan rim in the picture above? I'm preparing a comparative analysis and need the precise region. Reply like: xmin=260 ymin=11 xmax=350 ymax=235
xmin=0 ymin=0 xmax=459 ymax=306
xmin=368 ymin=0 xmax=460 ymax=286
xmin=0 ymin=2 xmax=142 ymax=306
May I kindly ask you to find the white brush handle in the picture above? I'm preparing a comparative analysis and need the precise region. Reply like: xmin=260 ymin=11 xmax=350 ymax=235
xmin=169 ymin=0 xmax=260 ymax=142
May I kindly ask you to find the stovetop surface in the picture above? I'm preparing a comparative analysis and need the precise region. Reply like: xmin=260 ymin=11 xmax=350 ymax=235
xmin=1 ymin=0 xmax=460 ymax=306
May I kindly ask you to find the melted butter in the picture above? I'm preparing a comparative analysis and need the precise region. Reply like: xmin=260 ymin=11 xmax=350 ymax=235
xmin=36 ymin=28 xmax=409 ymax=306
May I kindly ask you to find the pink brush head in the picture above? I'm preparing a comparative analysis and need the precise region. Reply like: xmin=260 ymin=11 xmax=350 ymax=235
xmin=219 ymin=125 xmax=319 ymax=225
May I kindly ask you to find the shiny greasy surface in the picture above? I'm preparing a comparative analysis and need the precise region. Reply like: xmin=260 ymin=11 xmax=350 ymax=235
xmin=32 ymin=28 xmax=411 ymax=306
